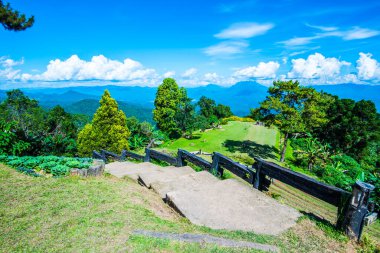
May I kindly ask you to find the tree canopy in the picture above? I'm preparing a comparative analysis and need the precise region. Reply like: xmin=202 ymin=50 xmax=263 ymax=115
xmin=255 ymin=80 xmax=331 ymax=162
xmin=0 ymin=0 xmax=34 ymax=31
xmin=0 ymin=90 xmax=80 ymax=156
xmin=153 ymin=78 xmax=185 ymax=138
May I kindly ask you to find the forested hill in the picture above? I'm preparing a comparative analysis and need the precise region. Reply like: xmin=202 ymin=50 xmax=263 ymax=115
xmin=64 ymin=99 xmax=153 ymax=123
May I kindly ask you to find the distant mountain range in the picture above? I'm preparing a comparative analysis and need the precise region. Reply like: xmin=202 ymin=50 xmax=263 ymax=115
xmin=0 ymin=82 xmax=379 ymax=120
xmin=65 ymin=99 xmax=153 ymax=123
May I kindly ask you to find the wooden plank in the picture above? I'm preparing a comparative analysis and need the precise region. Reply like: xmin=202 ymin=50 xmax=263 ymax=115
xmin=147 ymin=148 xmax=178 ymax=166
xmin=178 ymin=149 xmax=211 ymax=170
xmin=92 ymin=150 xmax=105 ymax=161
xmin=123 ymin=150 xmax=145 ymax=161
xmin=213 ymin=152 xmax=254 ymax=183
xmin=254 ymin=158 xmax=350 ymax=206
xmin=101 ymin=149 xmax=121 ymax=160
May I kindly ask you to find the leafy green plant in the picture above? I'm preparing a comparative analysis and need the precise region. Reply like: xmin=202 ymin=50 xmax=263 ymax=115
xmin=51 ymin=165 xmax=70 ymax=177
xmin=1 ymin=155 xmax=93 ymax=177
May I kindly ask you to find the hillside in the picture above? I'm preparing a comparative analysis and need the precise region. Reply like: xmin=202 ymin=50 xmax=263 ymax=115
xmin=0 ymin=163 xmax=361 ymax=252
xmin=64 ymin=99 xmax=153 ymax=123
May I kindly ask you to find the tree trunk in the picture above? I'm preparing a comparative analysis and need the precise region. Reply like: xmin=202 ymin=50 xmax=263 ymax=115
xmin=280 ymin=132 xmax=289 ymax=162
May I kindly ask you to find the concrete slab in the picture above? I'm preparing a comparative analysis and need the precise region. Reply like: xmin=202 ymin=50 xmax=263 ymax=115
xmin=105 ymin=162 xmax=162 ymax=180
xmin=138 ymin=166 xmax=195 ymax=188
xmin=151 ymin=171 xmax=219 ymax=199
xmin=133 ymin=230 xmax=279 ymax=252
xmin=166 ymin=179 xmax=300 ymax=235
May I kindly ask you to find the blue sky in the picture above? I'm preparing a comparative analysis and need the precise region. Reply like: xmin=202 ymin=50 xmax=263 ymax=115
xmin=0 ymin=0 xmax=380 ymax=88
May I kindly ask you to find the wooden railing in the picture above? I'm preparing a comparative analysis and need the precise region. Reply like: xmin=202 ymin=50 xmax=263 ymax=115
xmin=212 ymin=152 xmax=255 ymax=183
xmin=177 ymin=149 xmax=211 ymax=170
xmin=122 ymin=150 xmax=145 ymax=161
xmin=93 ymin=147 xmax=374 ymax=240
xmin=253 ymin=157 xmax=351 ymax=207
xmin=145 ymin=148 xmax=178 ymax=166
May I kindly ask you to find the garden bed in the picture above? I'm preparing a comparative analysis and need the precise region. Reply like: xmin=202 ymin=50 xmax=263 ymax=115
xmin=0 ymin=155 xmax=104 ymax=177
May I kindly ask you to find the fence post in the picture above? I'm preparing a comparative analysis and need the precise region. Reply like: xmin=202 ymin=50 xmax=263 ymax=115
xmin=337 ymin=181 xmax=375 ymax=241
xmin=177 ymin=149 xmax=185 ymax=167
xmin=253 ymin=161 xmax=262 ymax=189
xmin=144 ymin=148 xmax=151 ymax=162
xmin=211 ymin=153 xmax=222 ymax=177
xmin=121 ymin=149 xmax=127 ymax=160
xmin=100 ymin=150 xmax=107 ymax=162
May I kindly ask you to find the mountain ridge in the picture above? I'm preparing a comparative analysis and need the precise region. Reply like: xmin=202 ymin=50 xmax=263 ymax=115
xmin=1 ymin=82 xmax=379 ymax=115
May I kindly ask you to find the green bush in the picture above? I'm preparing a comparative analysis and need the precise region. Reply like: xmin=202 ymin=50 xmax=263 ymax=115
xmin=221 ymin=116 xmax=255 ymax=124
xmin=1 ymin=155 xmax=93 ymax=177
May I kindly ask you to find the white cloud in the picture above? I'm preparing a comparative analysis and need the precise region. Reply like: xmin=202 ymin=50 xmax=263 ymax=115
xmin=306 ymin=24 xmax=338 ymax=32
xmin=0 ymin=57 xmax=24 ymax=68
xmin=356 ymin=52 xmax=380 ymax=81
xmin=182 ymin=68 xmax=197 ymax=78
xmin=280 ymin=36 xmax=317 ymax=47
xmin=233 ymin=61 xmax=280 ymax=79
xmin=342 ymin=27 xmax=380 ymax=40
xmin=20 ymin=55 xmax=157 ymax=83
xmin=0 ymin=57 xmax=23 ymax=80
xmin=287 ymin=53 xmax=350 ymax=79
xmin=288 ymin=46 xmax=321 ymax=56
xmin=163 ymin=71 xmax=175 ymax=78
xmin=203 ymin=72 xmax=220 ymax=83
xmin=215 ymin=22 xmax=274 ymax=39
xmin=280 ymin=26 xmax=379 ymax=47
xmin=204 ymin=41 xmax=249 ymax=57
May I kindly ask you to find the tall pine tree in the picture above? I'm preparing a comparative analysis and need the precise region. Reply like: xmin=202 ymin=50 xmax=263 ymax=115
xmin=77 ymin=90 xmax=130 ymax=156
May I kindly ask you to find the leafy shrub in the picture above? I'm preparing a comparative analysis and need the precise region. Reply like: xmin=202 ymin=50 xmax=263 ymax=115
xmin=51 ymin=165 xmax=70 ymax=177
xmin=221 ymin=116 xmax=254 ymax=124
xmin=1 ymin=155 xmax=93 ymax=177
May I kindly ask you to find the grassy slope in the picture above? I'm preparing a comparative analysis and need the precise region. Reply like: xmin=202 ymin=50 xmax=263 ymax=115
xmin=0 ymin=164 xmax=358 ymax=252
xmin=160 ymin=121 xmax=279 ymax=163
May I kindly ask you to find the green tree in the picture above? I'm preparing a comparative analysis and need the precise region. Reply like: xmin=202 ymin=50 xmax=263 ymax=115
xmin=257 ymin=80 xmax=329 ymax=162
xmin=215 ymin=104 xmax=233 ymax=119
xmin=0 ymin=0 xmax=34 ymax=31
xmin=197 ymin=96 xmax=233 ymax=128
xmin=77 ymin=90 xmax=130 ymax=156
xmin=175 ymin=90 xmax=197 ymax=137
xmin=0 ymin=90 xmax=80 ymax=156
xmin=315 ymin=98 xmax=379 ymax=160
xmin=153 ymin=78 xmax=184 ymax=138
xmin=198 ymin=96 xmax=216 ymax=118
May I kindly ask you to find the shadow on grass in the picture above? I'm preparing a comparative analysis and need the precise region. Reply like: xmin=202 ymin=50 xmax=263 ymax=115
xmin=300 ymin=211 xmax=335 ymax=227
xmin=185 ymin=134 xmax=201 ymax=140
xmin=300 ymin=211 xmax=348 ymax=242
xmin=223 ymin=140 xmax=279 ymax=159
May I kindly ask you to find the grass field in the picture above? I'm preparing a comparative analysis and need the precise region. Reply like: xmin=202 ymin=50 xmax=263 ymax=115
xmin=160 ymin=121 xmax=279 ymax=164
xmin=0 ymin=164 xmax=366 ymax=252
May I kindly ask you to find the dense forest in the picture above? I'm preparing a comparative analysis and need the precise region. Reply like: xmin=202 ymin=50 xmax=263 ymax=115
xmin=0 ymin=78 xmax=379 ymax=211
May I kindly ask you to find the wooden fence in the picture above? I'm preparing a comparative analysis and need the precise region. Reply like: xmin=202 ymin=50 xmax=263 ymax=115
xmin=145 ymin=148 xmax=178 ymax=166
xmin=177 ymin=149 xmax=211 ymax=170
xmin=94 ymin=147 xmax=374 ymax=240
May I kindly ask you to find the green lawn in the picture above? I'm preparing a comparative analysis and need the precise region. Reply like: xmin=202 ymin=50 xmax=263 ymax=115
xmin=0 ymin=164 xmax=363 ymax=252
xmin=160 ymin=121 xmax=279 ymax=164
